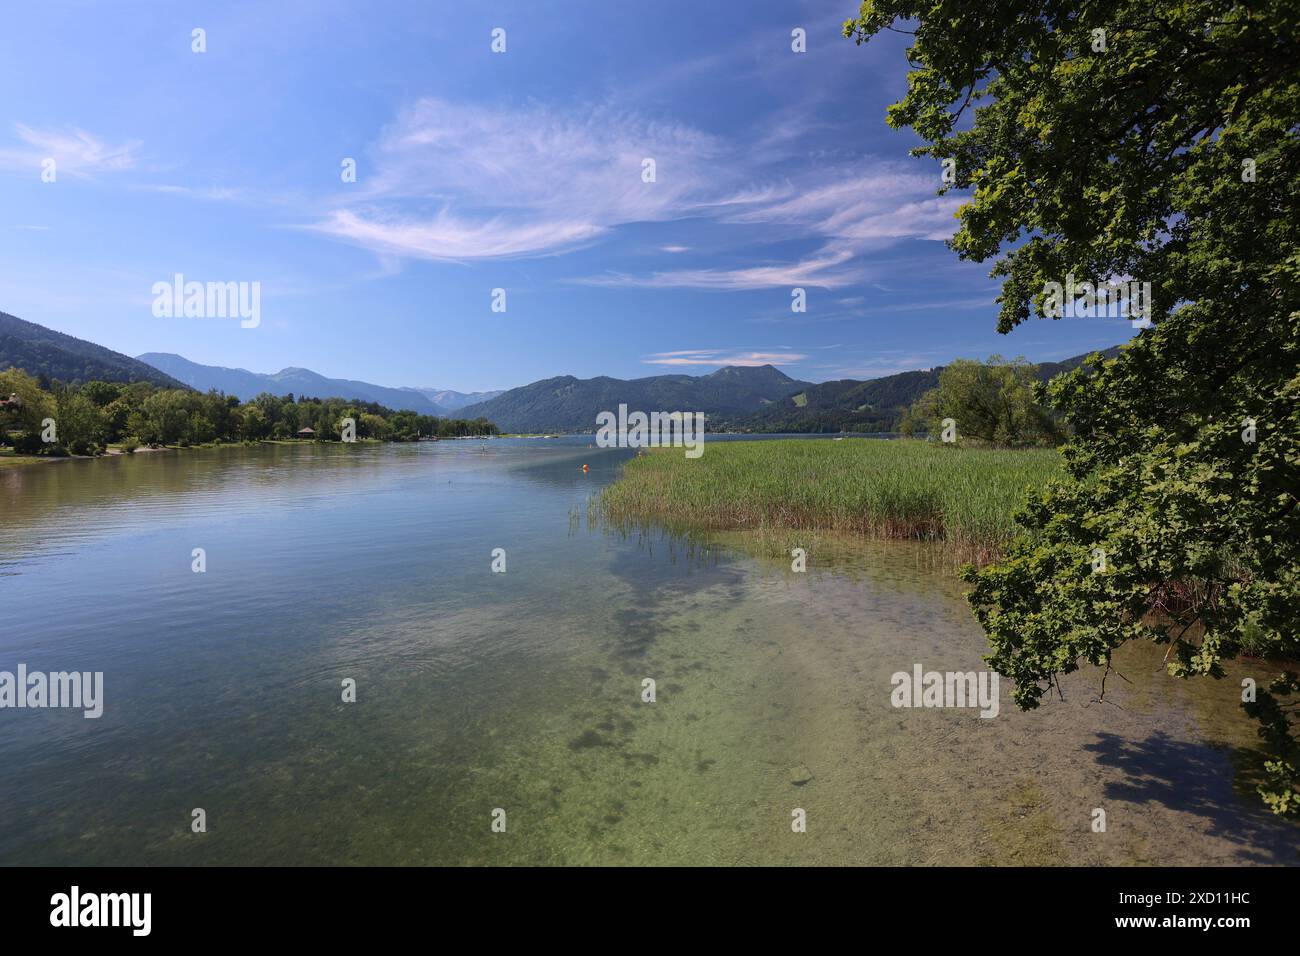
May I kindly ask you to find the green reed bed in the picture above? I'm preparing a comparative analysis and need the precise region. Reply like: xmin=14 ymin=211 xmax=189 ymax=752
xmin=597 ymin=438 xmax=1062 ymax=565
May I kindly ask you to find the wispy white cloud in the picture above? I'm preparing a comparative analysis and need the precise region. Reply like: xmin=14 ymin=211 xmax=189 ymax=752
xmin=643 ymin=349 xmax=810 ymax=367
xmin=0 ymin=124 xmax=139 ymax=177
xmin=827 ymin=360 xmax=935 ymax=379
xmin=314 ymin=208 xmax=605 ymax=261
xmin=305 ymin=95 xmax=961 ymax=278
xmin=131 ymin=183 xmax=247 ymax=202
xmin=812 ymin=346 xmax=959 ymax=379
xmin=853 ymin=294 xmax=998 ymax=315
xmin=578 ymin=245 xmax=859 ymax=290
xmin=308 ymin=97 xmax=720 ymax=261
xmin=724 ymin=171 xmax=961 ymax=241
xmin=576 ymin=167 xmax=962 ymax=290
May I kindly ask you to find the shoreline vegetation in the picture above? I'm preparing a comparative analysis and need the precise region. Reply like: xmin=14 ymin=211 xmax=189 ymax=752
xmin=1 ymin=433 xmax=505 ymax=468
xmin=597 ymin=438 xmax=1061 ymax=566
xmin=0 ymin=366 xmax=499 ymax=463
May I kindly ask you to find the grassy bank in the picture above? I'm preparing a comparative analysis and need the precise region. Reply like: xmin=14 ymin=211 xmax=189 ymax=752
xmin=597 ymin=438 xmax=1061 ymax=564
xmin=0 ymin=449 xmax=46 ymax=468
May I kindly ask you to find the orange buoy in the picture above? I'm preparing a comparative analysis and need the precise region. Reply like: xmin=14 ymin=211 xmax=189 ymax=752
xmin=582 ymin=463 xmax=589 ymax=473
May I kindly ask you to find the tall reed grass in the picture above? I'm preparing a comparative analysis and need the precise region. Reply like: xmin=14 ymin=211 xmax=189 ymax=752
xmin=596 ymin=438 xmax=1062 ymax=565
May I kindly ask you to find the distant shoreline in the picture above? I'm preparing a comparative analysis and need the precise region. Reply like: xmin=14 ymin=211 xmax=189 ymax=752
xmin=0 ymin=437 xmax=381 ymax=467
xmin=1 ymin=430 xmax=908 ymax=467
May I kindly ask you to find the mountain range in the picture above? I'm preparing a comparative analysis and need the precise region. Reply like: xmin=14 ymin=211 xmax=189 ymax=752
xmin=408 ymin=387 xmax=506 ymax=411
xmin=1 ymin=309 xmax=1121 ymax=433
xmin=135 ymin=352 xmax=501 ymax=416
xmin=458 ymin=365 xmax=811 ymax=432
xmin=709 ymin=348 xmax=1123 ymax=434
xmin=0 ymin=311 xmax=186 ymax=389
xmin=458 ymin=349 xmax=1121 ymax=433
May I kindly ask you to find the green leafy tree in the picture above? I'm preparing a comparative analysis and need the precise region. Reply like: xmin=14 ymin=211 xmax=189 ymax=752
xmin=0 ymin=367 xmax=54 ymax=446
xmin=78 ymin=381 xmax=124 ymax=408
xmin=279 ymin=401 xmax=301 ymax=438
xmin=911 ymin=355 xmax=1058 ymax=445
xmin=360 ymin=412 xmax=391 ymax=440
xmin=52 ymin=390 xmax=107 ymax=455
xmin=11 ymin=378 xmax=500 ymax=456
xmin=125 ymin=409 xmax=158 ymax=447
xmin=240 ymin=404 xmax=270 ymax=440
xmin=187 ymin=410 xmax=215 ymax=445
xmin=198 ymin=390 xmax=237 ymax=441
xmin=134 ymin=390 xmax=192 ymax=445
xmin=102 ymin=396 xmax=133 ymax=442
xmin=846 ymin=0 xmax=1300 ymax=813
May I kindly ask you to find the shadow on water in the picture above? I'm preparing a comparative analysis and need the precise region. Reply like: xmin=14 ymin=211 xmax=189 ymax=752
xmin=1085 ymin=730 xmax=1299 ymax=865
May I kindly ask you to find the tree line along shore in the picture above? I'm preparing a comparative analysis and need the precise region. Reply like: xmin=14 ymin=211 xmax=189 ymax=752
xmin=0 ymin=366 xmax=499 ymax=462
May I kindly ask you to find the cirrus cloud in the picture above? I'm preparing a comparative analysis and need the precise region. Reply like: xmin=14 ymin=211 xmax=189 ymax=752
xmin=307 ymin=97 xmax=721 ymax=261
xmin=305 ymin=97 xmax=963 ymax=276
xmin=0 ymin=124 xmax=139 ymax=177
xmin=643 ymin=348 xmax=810 ymax=367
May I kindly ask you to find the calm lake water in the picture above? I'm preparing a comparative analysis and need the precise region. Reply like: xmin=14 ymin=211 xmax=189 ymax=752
xmin=1 ymin=439 xmax=1296 ymax=865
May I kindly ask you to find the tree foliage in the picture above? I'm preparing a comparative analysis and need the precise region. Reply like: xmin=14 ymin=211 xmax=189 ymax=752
xmin=847 ymin=0 xmax=1300 ymax=812
xmin=911 ymin=355 xmax=1059 ymax=444
xmin=0 ymin=367 xmax=53 ymax=436
xmin=0 ymin=368 xmax=499 ymax=454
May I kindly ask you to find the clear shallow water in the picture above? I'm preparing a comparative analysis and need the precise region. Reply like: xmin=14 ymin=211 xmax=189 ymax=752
xmin=0 ymin=440 xmax=1295 ymax=865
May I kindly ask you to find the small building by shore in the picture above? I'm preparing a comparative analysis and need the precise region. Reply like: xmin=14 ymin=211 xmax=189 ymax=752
xmin=296 ymin=427 xmax=316 ymax=439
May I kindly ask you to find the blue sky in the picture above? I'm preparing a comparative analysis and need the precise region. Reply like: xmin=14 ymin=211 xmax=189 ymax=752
xmin=0 ymin=0 xmax=1135 ymax=392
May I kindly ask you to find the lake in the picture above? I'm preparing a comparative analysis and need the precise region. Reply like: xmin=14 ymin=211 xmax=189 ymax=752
xmin=1 ymin=439 xmax=1295 ymax=865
